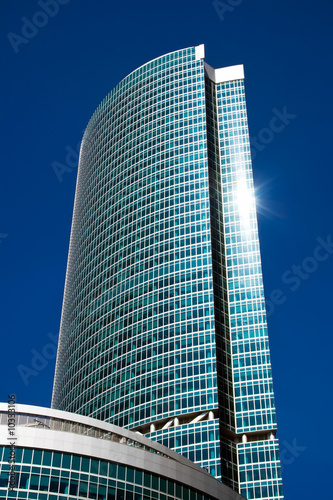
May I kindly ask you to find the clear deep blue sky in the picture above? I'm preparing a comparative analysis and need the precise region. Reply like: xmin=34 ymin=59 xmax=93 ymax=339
xmin=1 ymin=1 xmax=332 ymax=498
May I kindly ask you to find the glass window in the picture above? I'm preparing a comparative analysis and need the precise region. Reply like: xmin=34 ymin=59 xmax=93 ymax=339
xmin=118 ymin=465 xmax=126 ymax=481
xmin=100 ymin=460 xmax=108 ymax=477
xmin=167 ymin=481 xmax=174 ymax=495
xmin=0 ymin=475 xmax=8 ymax=488
xmin=62 ymin=454 xmax=71 ymax=470
xmin=19 ymin=473 xmax=29 ymax=489
xmin=81 ymin=457 xmax=90 ymax=472
xmin=23 ymin=448 xmax=32 ymax=464
xmin=160 ymin=477 xmax=166 ymax=493
xmin=135 ymin=469 xmax=142 ymax=485
xmin=151 ymin=475 xmax=159 ymax=491
xmin=108 ymin=487 xmax=116 ymax=500
xmin=144 ymin=473 xmax=151 ymax=488
xmin=59 ymin=479 xmax=69 ymax=494
xmin=43 ymin=451 xmax=51 ymax=466
xmin=79 ymin=481 xmax=88 ymax=497
xmin=15 ymin=448 xmax=22 ymax=463
xmin=91 ymin=459 xmax=99 ymax=476
xmin=72 ymin=455 xmax=80 ymax=470
xmin=69 ymin=480 xmax=78 ymax=495
xmin=49 ymin=477 xmax=59 ymax=493
xmin=30 ymin=474 xmax=39 ymax=490
xmin=39 ymin=475 xmax=49 ymax=491
xmin=127 ymin=467 xmax=134 ymax=484
xmin=89 ymin=483 xmax=98 ymax=497
xmin=52 ymin=452 xmax=61 ymax=468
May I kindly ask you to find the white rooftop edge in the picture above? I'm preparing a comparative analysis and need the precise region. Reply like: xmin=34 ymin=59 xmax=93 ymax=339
xmin=195 ymin=44 xmax=205 ymax=60
xmin=204 ymin=62 xmax=244 ymax=83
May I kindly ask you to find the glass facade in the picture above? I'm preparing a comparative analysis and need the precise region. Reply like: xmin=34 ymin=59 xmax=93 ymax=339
xmin=147 ymin=419 xmax=221 ymax=479
xmin=204 ymin=70 xmax=283 ymax=499
xmin=0 ymin=447 xmax=218 ymax=500
xmin=52 ymin=45 xmax=283 ymax=498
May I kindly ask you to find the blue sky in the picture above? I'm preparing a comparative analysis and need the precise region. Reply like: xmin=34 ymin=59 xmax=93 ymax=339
xmin=1 ymin=1 xmax=332 ymax=498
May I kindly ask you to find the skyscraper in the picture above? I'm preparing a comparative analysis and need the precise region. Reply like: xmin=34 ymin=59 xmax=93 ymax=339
xmin=52 ymin=45 xmax=283 ymax=499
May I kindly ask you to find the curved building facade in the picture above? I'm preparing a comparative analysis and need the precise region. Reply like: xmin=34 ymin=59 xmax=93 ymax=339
xmin=0 ymin=404 xmax=243 ymax=500
xmin=52 ymin=45 xmax=283 ymax=498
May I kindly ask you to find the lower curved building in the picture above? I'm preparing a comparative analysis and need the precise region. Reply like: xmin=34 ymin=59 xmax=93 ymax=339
xmin=51 ymin=44 xmax=284 ymax=498
xmin=0 ymin=404 xmax=243 ymax=500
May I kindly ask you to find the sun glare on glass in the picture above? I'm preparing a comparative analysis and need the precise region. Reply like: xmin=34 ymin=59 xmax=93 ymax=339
xmin=235 ymin=180 xmax=254 ymax=224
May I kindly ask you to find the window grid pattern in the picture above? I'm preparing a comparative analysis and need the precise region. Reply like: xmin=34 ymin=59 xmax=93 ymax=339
xmin=0 ymin=447 xmax=216 ymax=500
xmin=204 ymin=76 xmax=238 ymax=490
xmin=147 ymin=420 xmax=221 ymax=479
xmin=207 ymin=76 xmax=283 ymax=498
xmin=216 ymin=79 xmax=276 ymax=435
xmin=238 ymin=441 xmax=283 ymax=500
xmin=52 ymin=47 xmax=221 ymax=479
